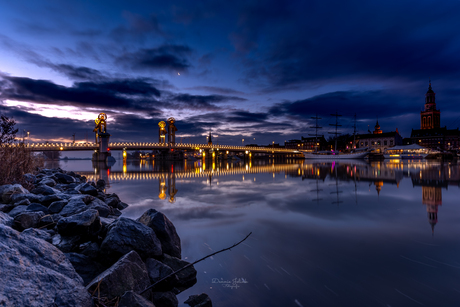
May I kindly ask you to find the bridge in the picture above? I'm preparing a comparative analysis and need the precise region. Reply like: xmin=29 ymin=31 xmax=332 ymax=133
xmin=22 ymin=113 xmax=303 ymax=160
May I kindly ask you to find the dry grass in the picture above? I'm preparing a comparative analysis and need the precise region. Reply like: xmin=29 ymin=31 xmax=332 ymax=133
xmin=0 ymin=143 xmax=44 ymax=187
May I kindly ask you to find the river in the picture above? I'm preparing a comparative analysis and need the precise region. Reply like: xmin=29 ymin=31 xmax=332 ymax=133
xmin=53 ymin=158 xmax=460 ymax=307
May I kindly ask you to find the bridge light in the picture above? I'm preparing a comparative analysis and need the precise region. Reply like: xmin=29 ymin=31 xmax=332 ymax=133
xmin=60 ymin=147 xmax=63 ymax=151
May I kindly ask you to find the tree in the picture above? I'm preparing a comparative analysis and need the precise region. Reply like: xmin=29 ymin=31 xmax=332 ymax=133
xmin=0 ymin=115 xmax=18 ymax=146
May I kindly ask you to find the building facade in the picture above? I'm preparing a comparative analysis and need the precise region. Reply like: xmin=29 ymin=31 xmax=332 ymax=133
xmin=354 ymin=121 xmax=403 ymax=152
xmin=285 ymin=136 xmax=327 ymax=151
xmin=409 ymin=82 xmax=460 ymax=150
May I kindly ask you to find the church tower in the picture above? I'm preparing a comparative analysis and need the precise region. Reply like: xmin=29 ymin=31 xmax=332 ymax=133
xmin=420 ymin=81 xmax=441 ymax=129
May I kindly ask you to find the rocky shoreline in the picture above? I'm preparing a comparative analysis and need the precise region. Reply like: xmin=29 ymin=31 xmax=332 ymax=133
xmin=0 ymin=168 xmax=212 ymax=307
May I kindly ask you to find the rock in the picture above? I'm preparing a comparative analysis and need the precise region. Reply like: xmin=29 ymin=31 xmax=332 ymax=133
xmin=118 ymin=201 xmax=129 ymax=210
xmin=51 ymin=234 xmax=82 ymax=253
xmin=26 ymin=203 xmax=49 ymax=214
xmin=41 ymin=194 xmax=63 ymax=206
xmin=22 ymin=228 xmax=52 ymax=242
xmin=0 ymin=224 xmax=93 ymax=307
xmin=100 ymin=216 xmax=117 ymax=227
xmin=145 ymin=258 xmax=179 ymax=291
xmin=0 ymin=212 xmax=13 ymax=227
xmin=71 ymin=194 xmax=95 ymax=205
xmin=87 ymin=197 xmax=111 ymax=217
xmin=101 ymin=217 xmax=162 ymax=260
xmin=1 ymin=184 xmax=28 ymax=203
xmin=14 ymin=198 xmax=31 ymax=207
xmin=86 ymin=250 xmax=151 ymax=300
xmin=30 ymin=184 xmax=59 ymax=195
xmin=40 ymin=177 xmax=57 ymax=187
xmin=112 ymin=208 xmax=122 ymax=216
xmin=138 ymin=209 xmax=181 ymax=258
xmin=0 ymin=203 xmax=14 ymax=213
xmin=57 ymin=209 xmax=101 ymax=236
xmin=184 ymin=293 xmax=213 ymax=307
xmin=161 ymin=254 xmax=197 ymax=292
xmin=75 ymin=183 xmax=98 ymax=196
xmin=55 ymin=172 xmax=76 ymax=184
xmin=64 ymin=189 xmax=81 ymax=195
xmin=11 ymin=193 xmax=42 ymax=204
xmin=48 ymin=200 xmax=69 ymax=213
xmin=104 ymin=196 xmax=120 ymax=208
xmin=39 ymin=214 xmax=62 ymax=228
xmin=79 ymin=241 xmax=101 ymax=259
xmin=151 ymin=291 xmax=178 ymax=307
xmin=119 ymin=291 xmax=155 ymax=307
xmin=96 ymin=179 xmax=106 ymax=190
xmin=65 ymin=252 xmax=106 ymax=286
xmin=13 ymin=211 xmax=44 ymax=231
xmin=59 ymin=198 xmax=87 ymax=217
xmin=7 ymin=205 xmax=28 ymax=217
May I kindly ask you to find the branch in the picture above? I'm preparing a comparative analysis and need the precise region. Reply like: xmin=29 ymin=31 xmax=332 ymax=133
xmin=139 ymin=232 xmax=252 ymax=295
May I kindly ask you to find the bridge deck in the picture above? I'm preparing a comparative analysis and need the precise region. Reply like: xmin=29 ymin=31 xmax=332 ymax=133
xmin=23 ymin=142 xmax=301 ymax=154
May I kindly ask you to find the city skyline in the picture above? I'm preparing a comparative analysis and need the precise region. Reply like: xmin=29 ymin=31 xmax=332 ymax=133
xmin=2 ymin=1 xmax=460 ymax=145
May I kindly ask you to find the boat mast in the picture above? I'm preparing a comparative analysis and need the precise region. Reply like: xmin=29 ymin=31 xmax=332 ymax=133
xmin=309 ymin=114 xmax=322 ymax=152
xmin=352 ymin=113 xmax=357 ymax=150
xmin=329 ymin=112 xmax=342 ymax=151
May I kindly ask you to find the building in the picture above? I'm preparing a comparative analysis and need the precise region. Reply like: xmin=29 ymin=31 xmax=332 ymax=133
xmin=354 ymin=121 xmax=403 ymax=152
xmin=409 ymin=82 xmax=460 ymax=150
xmin=285 ymin=136 xmax=327 ymax=151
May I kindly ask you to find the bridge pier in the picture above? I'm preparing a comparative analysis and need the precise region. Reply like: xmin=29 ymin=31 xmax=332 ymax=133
xmin=92 ymin=132 xmax=113 ymax=163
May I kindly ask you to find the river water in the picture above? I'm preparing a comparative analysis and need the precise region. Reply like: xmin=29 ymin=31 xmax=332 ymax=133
xmin=55 ymin=158 xmax=460 ymax=307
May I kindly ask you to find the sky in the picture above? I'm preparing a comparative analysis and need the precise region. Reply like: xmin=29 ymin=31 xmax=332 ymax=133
xmin=1 ymin=0 xmax=460 ymax=145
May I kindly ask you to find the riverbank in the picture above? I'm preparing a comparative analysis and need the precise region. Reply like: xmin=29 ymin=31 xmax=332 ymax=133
xmin=0 ymin=168 xmax=211 ymax=307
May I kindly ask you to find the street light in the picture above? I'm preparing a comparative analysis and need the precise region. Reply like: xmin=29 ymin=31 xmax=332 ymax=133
xmin=242 ymin=138 xmax=244 ymax=147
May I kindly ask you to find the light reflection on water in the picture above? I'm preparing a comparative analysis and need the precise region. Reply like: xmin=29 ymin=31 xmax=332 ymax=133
xmin=55 ymin=158 xmax=460 ymax=307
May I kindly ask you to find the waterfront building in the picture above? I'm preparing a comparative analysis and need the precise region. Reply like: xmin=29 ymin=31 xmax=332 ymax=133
xmin=409 ymin=82 xmax=460 ymax=150
xmin=285 ymin=136 xmax=327 ymax=150
xmin=354 ymin=121 xmax=403 ymax=152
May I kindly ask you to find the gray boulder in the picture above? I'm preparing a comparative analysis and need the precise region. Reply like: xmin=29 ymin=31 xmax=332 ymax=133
xmin=0 ymin=224 xmax=93 ymax=307
xmin=104 ymin=196 xmax=120 ymax=208
xmin=86 ymin=250 xmax=151 ymax=300
xmin=75 ymin=183 xmax=98 ymax=196
xmin=119 ymin=291 xmax=155 ymax=307
xmin=39 ymin=213 xmax=62 ymax=228
xmin=65 ymin=252 xmax=106 ymax=286
xmin=88 ymin=197 xmax=111 ymax=217
xmin=14 ymin=198 xmax=31 ymax=207
xmin=0 ymin=212 xmax=13 ymax=227
xmin=161 ymin=254 xmax=197 ymax=292
xmin=48 ymin=200 xmax=69 ymax=213
xmin=184 ymin=293 xmax=213 ymax=307
xmin=26 ymin=203 xmax=49 ymax=214
xmin=55 ymin=172 xmax=76 ymax=184
xmin=41 ymin=194 xmax=64 ymax=206
xmin=152 ymin=291 xmax=178 ymax=307
xmin=11 ymin=193 xmax=42 ymax=204
xmin=96 ymin=179 xmax=106 ymax=190
xmin=1 ymin=184 xmax=28 ymax=203
xmin=59 ymin=198 xmax=87 ymax=217
xmin=138 ymin=209 xmax=181 ymax=258
xmin=51 ymin=234 xmax=82 ymax=253
xmin=79 ymin=241 xmax=101 ymax=259
xmin=145 ymin=258 xmax=179 ymax=291
xmin=40 ymin=177 xmax=57 ymax=187
xmin=22 ymin=228 xmax=52 ymax=242
xmin=30 ymin=184 xmax=59 ymax=195
xmin=57 ymin=209 xmax=101 ymax=236
xmin=13 ymin=211 xmax=44 ymax=231
xmin=7 ymin=205 xmax=28 ymax=217
xmin=0 ymin=203 xmax=14 ymax=213
xmin=101 ymin=217 xmax=162 ymax=260
xmin=118 ymin=201 xmax=129 ymax=210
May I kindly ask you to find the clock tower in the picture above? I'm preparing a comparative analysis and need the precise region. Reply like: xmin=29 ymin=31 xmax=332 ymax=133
xmin=420 ymin=81 xmax=440 ymax=129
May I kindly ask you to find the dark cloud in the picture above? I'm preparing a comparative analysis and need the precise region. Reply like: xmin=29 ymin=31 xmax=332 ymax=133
xmin=116 ymin=44 xmax=193 ymax=72
xmin=50 ymin=64 xmax=105 ymax=81
xmin=186 ymin=86 xmax=246 ymax=95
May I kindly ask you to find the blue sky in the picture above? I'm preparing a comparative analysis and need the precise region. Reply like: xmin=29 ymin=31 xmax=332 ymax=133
xmin=1 ymin=0 xmax=460 ymax=145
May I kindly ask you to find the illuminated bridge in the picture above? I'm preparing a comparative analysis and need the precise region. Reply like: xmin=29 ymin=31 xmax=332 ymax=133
xmin=24 ymin=142 xmax=302 ymax=155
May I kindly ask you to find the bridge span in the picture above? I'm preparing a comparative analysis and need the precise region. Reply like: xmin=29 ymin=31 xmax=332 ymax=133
xmin=24 ymin=142 xmax=302 ymax=155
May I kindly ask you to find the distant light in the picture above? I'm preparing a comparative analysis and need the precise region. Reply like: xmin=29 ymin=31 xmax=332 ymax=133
xmin=178 ymin=72 xmax=180 ymax=75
